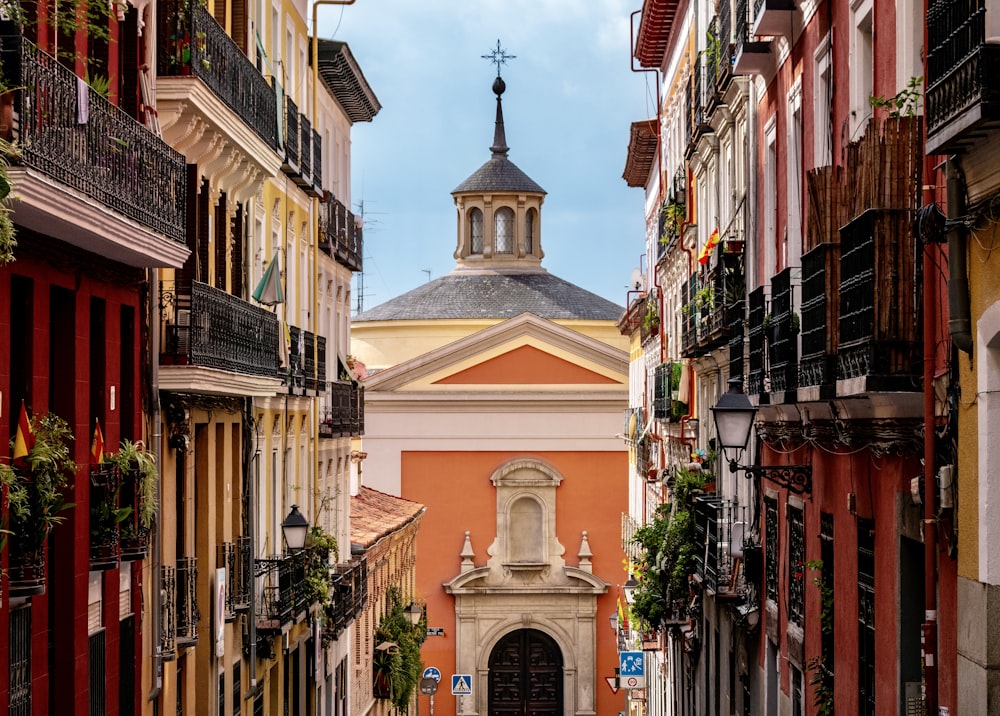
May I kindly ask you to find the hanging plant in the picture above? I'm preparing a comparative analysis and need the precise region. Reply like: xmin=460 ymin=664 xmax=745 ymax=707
xmin=108 ymin=440 xmax=158 ymax=558
xmin=372 ymin=587 xmax=425 ymax=710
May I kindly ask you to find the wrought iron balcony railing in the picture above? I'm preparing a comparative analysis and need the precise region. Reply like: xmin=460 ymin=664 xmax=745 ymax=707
xmin=298 ymin=115 xmax=313 ymax=187
xmin=286 ymin=325 xmax=326 ymax=395
xmin=799 ymin=243 xmax=839 ymax=392
xmin=235 ymin=535 xmax=252 ymax=612
xmin=311 ymin=130 xmax=323 ymax=198
xmin=219 ymin=542 xmax=237 ymax=620
xmin=283 ymin=97 xmax=300 ymax=174
xmin=319 ymin=381 xmax=365 ymax=438
xmin=0 ymin=35 xmax=187 ymax=244
xmin=733 ymin=0 xmax=772 ymax=75
xmin=926 ymin=0 xmax=1000 ymax=153
xmin=159 ymin=565 xmax=177 ymax=660
xmin=717 ymin=0 xmax=735 ymax=92
xmin=681 ymin=277 xmax=699 ymax=357
xmin=157 ymin=0 xmax=278 ymax=149
xmin=837 ymin=209 xmax=921 ymax=389
xmin=161 ymin=279 xmax=280 ymax=378
xmin=746 ymin=286 xmax=767 ymax=396
xmin=324 ymin=556 xmax=368 ymax=641
xmin=728 ymin=298 xmax=746 ymax=381
xmin=256 ymin=546 xmax=330 ymax=631
xmin=176 ymin=556 xmax=200 ymax=648
xmin=767 ymin=267 xmax=798 ymax=395
xmin=320 ymin=197 xmax=364 ymax=272
xmin=693 ymin=496 xmax=746 ymax=597
xmin=653 ymin=362 xmax=687 ymax=422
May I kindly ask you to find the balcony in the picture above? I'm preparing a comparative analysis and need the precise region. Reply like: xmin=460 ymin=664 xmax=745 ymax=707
xmin=324 ymin=557 xmax=369 ymax=642
xmin=653 ymin=363 xmax=688 ymax=422
xmin=926 ymin=0 xmax=1000 ymax=154
xmin=746 ymin=286 xmax=767 ymax=397
xmin=766 ymin=267 xmax=798 ymax=397
xmin=255 ymin=547 xmax=328 ymax=631
xmin=298 ymin=114 xmax=313 ymax=189
xmin=319 ymin=381 xmax=365 ymax=439
xmin=286 ymin=325 xmax=327 ymax=396
xmin=319 ymin=196 xmax=364 ymax=272
xmin=176 ymin=556 xmax=200 ymax=648
xmin=715 ymin=1 xmax=735 ymax=95
xmin=156 ymin=0 xmax=281 ymax=193
xmin=752 ymin=0 xmax=797 ymax=39
xmin=0 ymin=35 xmax=188 ymax=268
xmin=159 ymin=279 xmax=284 ymax=396
xmin=687 ymin=56 xmax=713 ymax=156
xmin=282 ymin=97 xmax=300 ymax=175
xmin=837 ymin=209 xmax=921 ymax=393
xmin=693 ymin=496 xmax=746 ymax=598
xmin=733 ymin=0 xmax=772 ymax=75
xmin=728 ymin=298 xmax=746 ymax=380
xmin=681 ymin=277 xmax=699 ymax=357
xmin=159 ymin=566 xmax=177 ymax=660
xmin=798 ymin=243 xmax=840 ymax=398
xmin=695 ymin=253 xmax=743 ymax=353
xmin=312 ymin=130 xmax=324 ymax=198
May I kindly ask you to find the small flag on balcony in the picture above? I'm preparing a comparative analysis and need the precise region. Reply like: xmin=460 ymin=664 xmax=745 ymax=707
xmin=91 ymin=419 xmax=105 ymax=465
xmin=12 ymin=400 xmax=34 ymax=468
xmin=252 ymin=255 xmax=285 ymax=306
xmin=697 ymin=227 xmax=720 ymax=265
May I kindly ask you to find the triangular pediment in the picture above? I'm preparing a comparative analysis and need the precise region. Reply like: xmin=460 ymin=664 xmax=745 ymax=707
xmin=362 ymin=313 xmax=627 ymax=393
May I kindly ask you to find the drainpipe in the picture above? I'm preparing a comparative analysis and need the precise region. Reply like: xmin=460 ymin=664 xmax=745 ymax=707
xmin=946 ymin=159 xmax=972 ymax=354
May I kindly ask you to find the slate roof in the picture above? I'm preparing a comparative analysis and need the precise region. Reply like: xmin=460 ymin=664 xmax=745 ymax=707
xmin=350 ymin=486 xmax=425 ymax=548
xmin=453 ymin=155 xmax=546 ymax=194
xmin=353 ymin=271 xmax=623 ymax=322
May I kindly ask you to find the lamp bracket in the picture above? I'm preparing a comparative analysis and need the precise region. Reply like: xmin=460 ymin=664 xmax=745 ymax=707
xmin=735 ymin=463 xmax=812 ymax=494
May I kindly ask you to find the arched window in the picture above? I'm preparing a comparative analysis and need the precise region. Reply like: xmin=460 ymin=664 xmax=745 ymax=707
xmin=469 ymin=208 xmax=484 ymax=254
xmin=495 ymin=207 xmax=514 ymax=253
xmin=509 ymin=496 xmax=543 ymax=562
xmin=525 ymin=208 xmax=536 ymax=254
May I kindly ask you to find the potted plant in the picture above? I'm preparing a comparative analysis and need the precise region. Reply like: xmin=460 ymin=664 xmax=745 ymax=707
xmin=108 ymin=439 xmax=158 ymax=561
xmin=302 ymin=525 xmax=338 ymax=608
xmin=2 ymin=412 xmax=77 ymax=596
xmin=89 ymin=461 xmax=128 ymax=570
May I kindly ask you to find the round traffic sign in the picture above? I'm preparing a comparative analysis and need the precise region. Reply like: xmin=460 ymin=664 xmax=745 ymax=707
xmin=420 ymin=677 xmax=439 ymax=695
xmin=422 ymin=666 xmax=442 ymax=683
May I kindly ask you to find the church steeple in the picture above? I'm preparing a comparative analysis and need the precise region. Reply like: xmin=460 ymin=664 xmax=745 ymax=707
xmin=451 ymin=42 xmax=546 ymax=273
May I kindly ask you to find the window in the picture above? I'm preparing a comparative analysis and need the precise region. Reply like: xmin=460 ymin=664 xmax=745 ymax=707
xmin=763 ymin=116 xmax=778 ymax=275
xmin=495 ymin=207 xmax=514 ymax=253
xmin=787 ymin=78 xmax=803 ymax=264
xmin=525 ymin=208 xmax=536 ymax=254
xmin=764 ymin=496 xmax=778 ymax=604
xmin=814 ymin=34 xmax=832 ymax=168
xmin=850 ymin=0 xmax=874 ymax=140
xmin=787 ymin=504 xmax=804 ymax=625
xmin=469 ymin=208 xmax=484 ymax=254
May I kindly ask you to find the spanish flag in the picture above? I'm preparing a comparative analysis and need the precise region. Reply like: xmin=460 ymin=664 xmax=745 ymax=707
xmin=617 ymin=594 xmax=629 ymax=632
xmin=12 ymin=400 xmax=34 ymax=468
xmin=91 ymin=418 xmax=105 ymax=465
xmin=697 ymin=227 xmax=721 ymax=265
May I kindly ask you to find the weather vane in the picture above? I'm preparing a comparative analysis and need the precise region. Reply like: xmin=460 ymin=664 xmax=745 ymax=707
xmin=482 ymin=39 xmax=515 ymax=77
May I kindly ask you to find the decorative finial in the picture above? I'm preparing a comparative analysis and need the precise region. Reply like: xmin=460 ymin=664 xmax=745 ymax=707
xmin=481 ymin=39 xmax=516 ymax=78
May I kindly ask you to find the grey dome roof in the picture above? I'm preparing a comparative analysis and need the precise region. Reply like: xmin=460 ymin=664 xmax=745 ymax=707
xmin=354 ymin=272 xmax=622 ymax=322
xmin=453 ymin=156 xmax=546 ymax=194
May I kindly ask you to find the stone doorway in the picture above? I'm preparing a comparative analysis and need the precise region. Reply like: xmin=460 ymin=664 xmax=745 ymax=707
xmin=488 ymin=628 xmax=563 ymax=715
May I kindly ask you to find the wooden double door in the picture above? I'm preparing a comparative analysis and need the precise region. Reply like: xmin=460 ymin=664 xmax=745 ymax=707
xmin=488 ymin=628 xmax=563 ymax=715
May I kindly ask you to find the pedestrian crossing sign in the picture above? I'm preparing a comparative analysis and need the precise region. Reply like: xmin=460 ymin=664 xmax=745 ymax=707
xmin=451 ymin=674 xmax=473 ymax=695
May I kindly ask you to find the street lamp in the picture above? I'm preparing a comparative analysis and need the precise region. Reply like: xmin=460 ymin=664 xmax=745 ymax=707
xmin=623 ymin=576 xmax=639 ymax=605
xmin=281 ymin=504 xmax=309 ymax=551
xmin=406 ymin=602 xmax=423 ymax=626
xmin=609 ymin=611 xmax=619 ymax=633
xmin=710 ymin=377 xmax=812 ymax=494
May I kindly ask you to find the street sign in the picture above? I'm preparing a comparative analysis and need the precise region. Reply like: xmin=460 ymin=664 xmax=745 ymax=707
xmin=451 ymin=674 xmax=473 ymax=696
xmin=619 ymin=651 xmax=645 ymax=688
xmin=604 ymin=676 xmax=620 ymax=694
xmin=420 ymin=677 xmax=439 ymax=695
xmin=422 ymin=666 xmax=442 ymax=683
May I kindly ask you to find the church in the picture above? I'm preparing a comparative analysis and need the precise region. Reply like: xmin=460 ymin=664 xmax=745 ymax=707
xmin=351 ymin=64 xmax=629 ymax=716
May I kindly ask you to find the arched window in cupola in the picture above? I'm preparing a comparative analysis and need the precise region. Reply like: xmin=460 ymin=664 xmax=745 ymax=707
xmin=495 ymin=206 xmax=514 ymax=253
xmin=470 ymin=207 xmax=484 ymax=254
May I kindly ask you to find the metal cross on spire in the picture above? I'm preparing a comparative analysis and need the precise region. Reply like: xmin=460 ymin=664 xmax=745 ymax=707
xmin=482 ymin=39 xmax=515 ymax=77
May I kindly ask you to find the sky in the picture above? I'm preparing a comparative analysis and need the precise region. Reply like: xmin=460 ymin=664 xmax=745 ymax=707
xmin=316 ymin=0 xmax=655 ymax=313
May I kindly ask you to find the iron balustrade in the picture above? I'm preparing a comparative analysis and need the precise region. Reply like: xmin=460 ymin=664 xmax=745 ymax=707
xmin=161 ymin=279 xmax=280 ymax=378
xmin=0 ymin=35 xmax=187 ymax=244
xmin=799 ymin=244 xmax=839 ymax=389
xmin=746 ymin=286 xmax=767 ymax=395
xmin=9 ymin=607 xmax=30 ymax=716
xmin=219 ymin=542 xmax=237 ymax=620
xmin=320 ymin=196 xmax=364 ymax=272
xmin=157 ymin=0 xmax=278 ymax=149
xmin=324 ymin=557 xmax=369 ymax=640
xmin=159 ymin=566 xmax=177 ymax=660
xmin=284 ymin=326 xmax=325 ymax=393
xmin=299 ymin=114 xmax=312 ymax=185
xmin=787 ymin=504 xmax=805 ymax=625
xmin=694 ymin=497 xmax=744 ymax=596
xmin=764 ymin=497 xmax=778 ymax=604
xmin=235 ymin=535 xmax=252 ymax=612
xmin=767 ymin=267 xmax=798 ymax=393
xmin=837 ymin=209 xmax=921 ymax=386
xmin=926 ymin=0 xmax=1000 ymax=147
xmin=728 ymin=298 xmax=746 ymax=381
xmin=319 ymin=381 xmax=365 ymax=438
xmin=255 ymin=547 xmax=328 ymax=630
xmin=312 ymin=130 xmax=323 ymax=196
xmin=176 ymin=556 xmax=201 ymax=647
xmin=681 ymin=277 xmax=699 ymax=356
xmin=717 ymin=0 xmax=734 ymax=90
xmin=283 ymin=97 xmax=300 ymax=173
xmin=89 ymin=630 xmax=106 ymax=716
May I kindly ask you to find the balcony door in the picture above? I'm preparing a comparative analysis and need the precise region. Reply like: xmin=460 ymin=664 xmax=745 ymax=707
xmin=488 ymin=629 xmax=562 ymax=716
